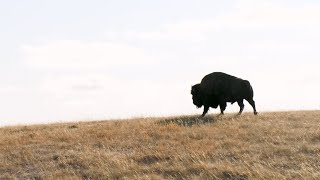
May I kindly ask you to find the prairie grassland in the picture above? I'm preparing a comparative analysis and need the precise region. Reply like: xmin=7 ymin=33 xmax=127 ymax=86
xmin=0 ymin=111 xmax=320 ymax=179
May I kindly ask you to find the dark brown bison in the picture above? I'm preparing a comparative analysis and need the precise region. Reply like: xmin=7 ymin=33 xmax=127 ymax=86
xmin=191 ymin=72 xmax=258 ymax=117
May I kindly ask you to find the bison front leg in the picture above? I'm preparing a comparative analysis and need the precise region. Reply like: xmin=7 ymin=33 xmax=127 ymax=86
xmin=201 ymin=105 xmax=209 ymax=117
xmin=219 ymin=102 xmax=227 ymax=115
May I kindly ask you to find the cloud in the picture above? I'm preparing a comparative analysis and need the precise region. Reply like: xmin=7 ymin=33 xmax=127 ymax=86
xmin=216 ymin=0 xmax=320 ymax=30
xmin=104 ymin=0 xmax=320 ymax=43
xmin=32 ymin=73 xmax=195 ymax=120
xmin=105 ymin=21 xmax=212 ymax=42
xmin=22 ymin=40 xmax=155 ymax=69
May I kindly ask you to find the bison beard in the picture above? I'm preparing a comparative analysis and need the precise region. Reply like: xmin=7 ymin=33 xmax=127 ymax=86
xmin=191 ymin=72 xmax=258 ymax=117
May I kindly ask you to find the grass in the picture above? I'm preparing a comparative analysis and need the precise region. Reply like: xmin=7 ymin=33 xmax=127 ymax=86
xmin=0 ymin=111 xmax=320 ymax=179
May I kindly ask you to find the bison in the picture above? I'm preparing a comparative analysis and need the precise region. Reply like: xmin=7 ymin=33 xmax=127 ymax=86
xmin=191 ymin=72 xmax=258 ymax=117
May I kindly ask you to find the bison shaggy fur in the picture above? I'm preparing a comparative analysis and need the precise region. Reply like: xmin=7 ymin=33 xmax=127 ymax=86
xmin=191 ymin=72 xmax=258 ymax=116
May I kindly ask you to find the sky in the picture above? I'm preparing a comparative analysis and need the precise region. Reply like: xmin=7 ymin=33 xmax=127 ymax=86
xmin=1 ymin=0 xmax=320 ymax=126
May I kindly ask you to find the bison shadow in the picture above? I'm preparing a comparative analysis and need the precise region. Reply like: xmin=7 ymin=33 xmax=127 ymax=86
xmin=158 ymin=114 xmax=246 ymax=126
xmin=158 ymin=115 xmax=218 ymax=126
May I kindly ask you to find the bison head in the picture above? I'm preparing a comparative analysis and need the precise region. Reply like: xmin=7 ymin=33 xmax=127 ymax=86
xmin=191 ymin=84 xmax=203 ymax=108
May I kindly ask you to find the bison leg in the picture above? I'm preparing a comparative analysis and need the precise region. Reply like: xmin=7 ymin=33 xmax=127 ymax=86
xmin=219 ymin=102 xmax=227 ymax=115
xmin=237 ymin=99 xmax=244 ymax=115
xmin=247 ymin=99 xmax=258 ymax=115
xmin=201 ymin=105 xmax=209 ymax=117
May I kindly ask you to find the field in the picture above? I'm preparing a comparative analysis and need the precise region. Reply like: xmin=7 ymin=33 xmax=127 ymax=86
xmin=0 ymin=111 xmax=320 ymax=179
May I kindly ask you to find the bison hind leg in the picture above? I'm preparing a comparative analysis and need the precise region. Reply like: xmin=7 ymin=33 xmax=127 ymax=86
xmin=246 ymin=98 xmax=258 ymax=115
xmin=237 ymin=99 xmax=244 ymax=115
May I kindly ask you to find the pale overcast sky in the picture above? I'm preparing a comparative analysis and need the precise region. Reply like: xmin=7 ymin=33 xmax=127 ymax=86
xmin=1 ymin=0 xmax=320 ymax=126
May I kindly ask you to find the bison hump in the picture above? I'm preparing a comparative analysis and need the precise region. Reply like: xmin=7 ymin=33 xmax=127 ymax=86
xmin=200 ymin=72 xmax=237 ymax=95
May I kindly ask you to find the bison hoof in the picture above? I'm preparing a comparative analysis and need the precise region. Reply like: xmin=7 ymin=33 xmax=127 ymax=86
xmin=254 ymin=112 xmax=258 ymax=115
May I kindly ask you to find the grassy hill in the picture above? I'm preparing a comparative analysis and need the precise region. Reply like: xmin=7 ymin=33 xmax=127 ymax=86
xmin=0 ymin=111 xmax=320 ymax=179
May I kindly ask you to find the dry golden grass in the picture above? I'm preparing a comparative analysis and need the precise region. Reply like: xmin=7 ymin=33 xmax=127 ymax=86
xmin=0 ymin=111 xmax=320 ymax=179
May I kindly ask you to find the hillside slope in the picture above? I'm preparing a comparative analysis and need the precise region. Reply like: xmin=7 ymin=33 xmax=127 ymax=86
xmin=0 ymin=111 xmax=320 ymax=179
